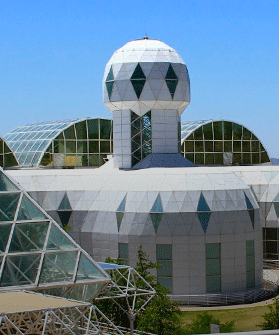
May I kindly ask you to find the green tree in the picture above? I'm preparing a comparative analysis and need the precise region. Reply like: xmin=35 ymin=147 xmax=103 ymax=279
xmin=261 ymin=297 xmax=279 ymax=330
xmin=184 ymin=311 xmax=235 ymax=334
xmin=135 ymin=246 xmax=184 ymax=335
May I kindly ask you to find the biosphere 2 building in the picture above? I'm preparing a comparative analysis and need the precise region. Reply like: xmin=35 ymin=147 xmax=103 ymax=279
xmin=7 ymin=37 xmax=265 ymax=303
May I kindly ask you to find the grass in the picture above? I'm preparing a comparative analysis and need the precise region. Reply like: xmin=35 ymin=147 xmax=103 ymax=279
xmin=181 ymin=305 xmax=271 ymax=332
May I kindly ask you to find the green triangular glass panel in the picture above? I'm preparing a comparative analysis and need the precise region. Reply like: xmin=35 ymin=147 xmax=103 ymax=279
xmin=197 ymin=193 xmax=211 ymax=212
xmin=0 ymin=193 xmax=20 ymax=221
xmin=106 ymin=81 xmax=114 ymax=99
xmin=58 ymin=193 xmax=72 ymax=210
xmin=76 ymin=254 xmax=107 ymax=281
xmin=244 ymin=193 xmax=254 ymax=210
xmin=1 ymin=254 xmax=41 ymax=287
xmin=151 ymin=194 xmax=163 ymax=213
xmin=165 ymin=64 xmax=178 ymax=80
xmin=117 ymin=194 xmax=127 ymax=212
xmin=151 ymin=213 xmax=163 ymax=233
xmin=46 ymin=223 xmax=76 ymax=250
xmin=106 ymin=66 xmax=114 ymax=81
xmin=166 ymin=79 xmax=178 ymax=98
xmin=9 ymin=222 xmax=49 ymax=253
xmin=68 ymin=283 xmax=105 ymax=301
xmin=39 ymin=251 xmax=78 ymax=284
xmin=131 ymin=79 xmax=146 ymax=98
xmin=248 ymin=210 xmax=255 ymax=229
xmin=0 ymin=223 xmax=12 ymax=253
xmin=274 ymin=202 xmax=279 ymax=218
xmin=116 ymin=212 xmax=124 ymax=231
xmin=58 ymin=210 xmax=72 ymax=227
xmin=131 ymin=64 xmax=146 ymax=79
xmin=274 ymin=193 xmax=279 ymax=202
xmin=17 ymin=194 xmax=47 ymax=221
xmin=197 ymin=212 xmax=211 ymax=232
xmin=0 ymin=172 xmax=19 ymax=191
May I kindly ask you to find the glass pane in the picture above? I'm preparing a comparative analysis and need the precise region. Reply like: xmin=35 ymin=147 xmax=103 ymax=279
xmin=213 ymin=122 xmax=223 ymax=140
xmin=64 ymin=125 xmax=75 ymax=139
xmin=243 ymin=127 xmax=251 ymax=140
xmin=67 ymin=283 xmax=105 ymax=301
xmin=87 ymin=119 xmax=99 ymax=139
xmin=17 ymin=194 xmax=47 ymax=221
xmin=0 ymin=193 xmax=20 ymax=221
xmin=88 ymin=154 xmax=100 ymax=166
xmin=224 ymin=141 xmax=232 ymax=152
xmin=39 ymin=251 xmax=78 ymax=283
xmin=0 ymin=172 xmax=19 ymax=191
xmin=100 ymin=141 xmax=111 ymax=154
xmin=119 ymin=243 xmax=128 ymax=259
xmin=1 ymin=254 xmax=41 ymax=287
xmin=77 ymin=141 xmax=87 ymax=154
xmin=203 ymin=123 xmax=213 ymax=140
xmin=266 ymin=228 xmax=277 ymax=240
xmin=195 ymin=153 xmax=204 ymax=165
xmin=66 ymin=140 xmax=76 ymax=154
xmin=246 ymin=255 xmax=255 ymax=272
xmin=157 ymin=260 xmax=172 ymax=277
xmin=247 ymin=271 xmax=255 ymax=288
xmin=223 ymin=122 xmax=232 ymax=140
xmin=266 ymin=241 xmax=277 ymax=254
xmin=46 ymin=224 xmax=76 ymax=250
xmin=214 ymin=153 xmax=223 ymax=165
xmin=157 ymin=277 xmax=172 ymax=293
xmin=206 ymin=243 xmax=220 ymax=259
xmin=205 ymin=153 xmax=214 ymax=165
xmin=89 ymin=141 xmax=99 ymax=153
xmin=206 ymin=259 xmax=221 ymax=275
xmin=195 ymin=141 xmax=203 ymax=152
xmin=76 ymin=254 xmax=107 ymax=281
xmin=157 ymin=244 xmax=172 ymax=260
xmin=194 ymin=127 xmax=203 ymax=140
xmin=205 ymin=141 xmax=213 ymax=152
xmin=233 ymin=123 xmax=242 ymax=140
xmin=0 ymin=223 xmax=12 ymax=253
xmin=206 ymin=275 xmax=221 ymax=293
xmin=214 ymin=141 xmax=223 ymax=152
xmin=100 ymin=119 xmax=111 ymax=140
xmin=9 ymin=222 xmax=49 ymax=252
xmin=75 ymin=121 xmax=87 ymax=140
xmin=58 ymin=194 xmax=71 ymax=210
xmin=246 ymin=240 xmax=254 ymax=256
xmin=252 ymin=141 xmax=259 ymax=152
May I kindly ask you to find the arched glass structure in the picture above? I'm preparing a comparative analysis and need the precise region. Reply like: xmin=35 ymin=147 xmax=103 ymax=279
xmin=5 ymin=118 xmax=113 ymax=168
xmin=181 ymin=120 xmax=270 ymax=166
xmin=0 ymin=137 xmax=18 ymax=168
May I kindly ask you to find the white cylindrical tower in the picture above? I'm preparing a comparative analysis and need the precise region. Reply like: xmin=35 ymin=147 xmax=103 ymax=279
xmin=103 ymin=36 xmax=190 ymax=168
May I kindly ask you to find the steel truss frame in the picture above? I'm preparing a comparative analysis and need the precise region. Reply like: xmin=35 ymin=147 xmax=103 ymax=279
xmin=0 ymin=303 xmax=125 ymax=335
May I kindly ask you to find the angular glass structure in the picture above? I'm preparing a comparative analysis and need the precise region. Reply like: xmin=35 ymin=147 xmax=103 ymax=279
xmin=5 ymin=118 xmax=113 ymax=168
xmin=0 ymin=168 xmax=110 ymax=301
xmin=0 ymin=137 xmax=18 ymax=168
xmin=181 ymin=120 xmax=270 ymax=165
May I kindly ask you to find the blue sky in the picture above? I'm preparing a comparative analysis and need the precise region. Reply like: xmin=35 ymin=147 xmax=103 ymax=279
xmin=1 ymin=0 xmax=278 ymax=156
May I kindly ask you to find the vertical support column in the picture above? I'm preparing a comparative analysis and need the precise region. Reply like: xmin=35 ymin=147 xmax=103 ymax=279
xmin=151 ymin=110 xmax=180 ymax=154
xmin=112 ymin=110 xmax=131 ymax=169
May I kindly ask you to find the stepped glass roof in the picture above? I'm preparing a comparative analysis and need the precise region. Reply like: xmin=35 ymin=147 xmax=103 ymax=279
xmin=0 ymin=168 xmax=110 ymax=301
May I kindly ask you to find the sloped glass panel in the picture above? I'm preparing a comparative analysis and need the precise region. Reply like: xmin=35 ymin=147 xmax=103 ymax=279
xmin=0 ymin=172 xmax=19 ymax=191
xmin=197 ymin=193 xmax=210 ymax=212
xmin=131 ymin=64 xmax=146 ymax=79
xmin=197 ymin=212 xmax=211 ymax=232
xmin=106 ymin=66 xmax=114 ymax=81
xmin=151 ymin=194 xmax=163 ymax=213
xmin=46 ymin=224 xmax=76 ymax=250
xmin=0 ymin=223 xmax=12 ymax=253
xmin=151 ymin=213 xmax=163 ymax=233
xmin=76 ymin=254 xmax=107 ymax=281
xmin=0 ymin=193 xmax=20 ymax=221
xmin=58 ymin=211 xmax=72 ymax=227
xmin=1 ymin=254 xmax=41 ymax=287
xmin=17 ymin=194 xmax=47 ymax=221
xmin=58 ymin=193 xmax=72 ymax=210
xmin=166 ymin=79 xmax=178 ymax=98
xmin=165 ymin=64 xmax=178 ymax=80
xmin=116 ymin=212 xmax=124 ymax=231
xmin=66 ymin=283 xmax=105 ymax=301
xmin=117 ymin=194 xmax=127 ymax=212
xmin=9 ymin=222 xmax=49 ymax=252
xmin=106 ymin=81 xmax=114 ymax=99
xmin=39 ymin=251 xmax=78 ymax=284
xmin=244 ymin=193 xmax=254 ymax=210
xmin=131 ymin=80 xmax=146 ymax=98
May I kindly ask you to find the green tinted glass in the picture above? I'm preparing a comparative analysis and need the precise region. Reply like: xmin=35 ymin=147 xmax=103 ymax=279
xmin=206 ymin=275 xmax=221 ymax=293
xmin=76 ymin=254 xmax=106 ymax=281
xmin=206 ymin=243 xmax=220 ymax=259
xmin=46 ymin=224 xmax=76 ymax=250
xmin=17 ymin=194 xmax=47 ymax=221
xmin=0 ymin=193 xmax=20 ymax=221
xmin=0 ymin=223 xmax=12 ymax=253
xmin=157 ymin=244 xmax=172 ymax=260
xmin=0 ymin=172 xmax=19 ymax=191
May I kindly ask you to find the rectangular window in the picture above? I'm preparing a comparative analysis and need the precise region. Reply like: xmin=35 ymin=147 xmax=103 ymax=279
xmin=246 ymin=240 xmax=255 ymax=288
xmin=118 ymin=243 xmax=129 ymax=265
xmin=206 ymin=243 xmax=221 ymax=293
xmin=157 ymin=244 xmax=172 ymax=293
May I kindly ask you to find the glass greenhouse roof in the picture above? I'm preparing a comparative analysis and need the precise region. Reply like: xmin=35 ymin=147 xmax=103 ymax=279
xmin=4 ymin=118 xmax=92 ymax=167
xmin=0 ymin=167 xmax=110 ymax=301
xmin=181 ymin=120 xmax=211 ymax=142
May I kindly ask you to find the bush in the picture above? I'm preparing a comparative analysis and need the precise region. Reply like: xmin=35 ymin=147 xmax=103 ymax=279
xmin=261 ymin=297 xmax=279 ymax=330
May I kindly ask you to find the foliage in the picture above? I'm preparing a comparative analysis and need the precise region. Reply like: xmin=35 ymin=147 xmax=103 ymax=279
xmin=184 ymin=311 xmax=235 ymax=334
xmin=261 ymin=297 xmax=279 ymax=330
xmin=135 ymin=245 xmax=160 ymax=286
xmin=137 ymin=285 xmax=184 ymax=335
